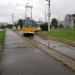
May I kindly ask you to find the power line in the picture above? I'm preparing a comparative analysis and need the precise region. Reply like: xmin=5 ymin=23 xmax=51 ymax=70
xmin=16 ymin=3 xmax=33 ymax=19
xmin=26 ymin=5 xmax=33 ymax=19
xmin=16 ymin=3 xmax=28 ymax=18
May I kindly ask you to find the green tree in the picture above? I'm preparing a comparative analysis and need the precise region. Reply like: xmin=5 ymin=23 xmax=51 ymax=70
xmin=51 ymin=18 xmax=58 ymax=29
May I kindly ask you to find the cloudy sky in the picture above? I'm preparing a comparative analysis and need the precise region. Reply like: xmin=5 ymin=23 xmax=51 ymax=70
xmin=0 ymin=0 xmax=75 ymax=23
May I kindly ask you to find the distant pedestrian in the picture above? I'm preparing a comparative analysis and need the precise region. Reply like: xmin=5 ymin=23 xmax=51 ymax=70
xmin=19 ymin=19 xmax=23 ymax=29
xmin=15 ymin=23 xmax=18 ymax=29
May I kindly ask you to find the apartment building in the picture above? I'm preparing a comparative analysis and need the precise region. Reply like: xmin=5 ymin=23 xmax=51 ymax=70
xmin=64 ymin=14 xmax=75 ymax=28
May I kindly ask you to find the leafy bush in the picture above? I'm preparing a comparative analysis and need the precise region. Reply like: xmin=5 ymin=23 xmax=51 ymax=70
xmin=0 ymin=25 xmax=6 ymax=29
xmin=59 ymin=24 xmax=64 ymax=28
xmin=6 ymin=24 xmax=13 ymax=29
xmin=40 ymin=23 xmax=48 ymax=31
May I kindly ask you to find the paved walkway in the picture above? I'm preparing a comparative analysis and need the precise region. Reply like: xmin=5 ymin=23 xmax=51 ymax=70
xmin=1 ymin=29 xmax=75 ymax=75
xmin=34 ymin=35 xmax=75 ymax=60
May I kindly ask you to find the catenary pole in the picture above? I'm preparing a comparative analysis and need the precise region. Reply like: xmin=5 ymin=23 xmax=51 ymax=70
xmin=45 ymin=11 xmax=47 ymax=22
xmin=46 ymin=0 xmax=51 ymax=31
xmin=12 ymin=14 xmax=14 ymax=25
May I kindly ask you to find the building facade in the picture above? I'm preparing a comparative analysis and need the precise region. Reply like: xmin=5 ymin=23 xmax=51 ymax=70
xmin=64 ymin=14 xmax=75 ymax=28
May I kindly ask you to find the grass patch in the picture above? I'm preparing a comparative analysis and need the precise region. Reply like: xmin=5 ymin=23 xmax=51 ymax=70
xmin=0 ymin=29 xmax=5 ymax=74
xmin=0 ymin=31 xmax=5 ymax=44
xmin=36 ymin=28 xmax=75 ymax=42
xmin=0 ymin=29 xmax=5 ymax=60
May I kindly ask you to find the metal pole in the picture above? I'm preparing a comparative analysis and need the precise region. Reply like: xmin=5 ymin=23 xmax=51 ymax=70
xmin=45 ymin=11 xmax=47 ymax=22
xmin=25 ymin=4 xmax=28 ymax=18
xmin=12 ymin=14 xmax=14 ymax=24
xmin=25 ymin=6 xmax=26 ymax=18
xmin=46 ymin=0 xmax=51 ymax=31
xmin=31 ymin=7 xmax=32 ymax=19
xmin=48 ymin=0 xmax=51 ymax=31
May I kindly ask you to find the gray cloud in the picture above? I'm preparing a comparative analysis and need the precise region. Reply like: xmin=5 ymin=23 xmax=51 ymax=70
xmin=0 ymin=0 xmax=75 ymax=23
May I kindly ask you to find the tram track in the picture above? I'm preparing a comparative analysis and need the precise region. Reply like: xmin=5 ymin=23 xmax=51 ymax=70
xmin=27 ymin=35 xmax=75 ymax=61
xmin=16 ymin=31 xmax=75 ymax=71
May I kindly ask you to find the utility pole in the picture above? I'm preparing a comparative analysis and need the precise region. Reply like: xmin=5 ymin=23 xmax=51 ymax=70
xmin=46 ymin=0 xmax=51 ymax=31
xmin=25 ymin=4 xmax=27 ymax=18
xmin=45 ymin=11 xmax=47 ymax=22
xmin=12 ymin=14 xmax=14 ymax=25
xmin=58 ymin=17 xmax=60 ymax=29
xmin=31 ymin=7 xmax=33 ymax=19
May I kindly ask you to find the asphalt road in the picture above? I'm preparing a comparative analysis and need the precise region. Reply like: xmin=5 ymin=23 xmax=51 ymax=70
xmin=1 ymin=29 xmax=75 ymax=75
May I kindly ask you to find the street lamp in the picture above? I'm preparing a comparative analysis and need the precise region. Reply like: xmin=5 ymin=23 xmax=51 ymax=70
xmin=46 ymin=0 xmax=51 ymax=31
